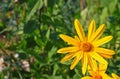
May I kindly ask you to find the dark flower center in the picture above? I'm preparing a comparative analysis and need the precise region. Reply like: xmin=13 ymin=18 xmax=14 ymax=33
xmin=81 ymin=42 xmax=93 ymax=52
xmin=93 ymin=74 xmax=102 ymax=79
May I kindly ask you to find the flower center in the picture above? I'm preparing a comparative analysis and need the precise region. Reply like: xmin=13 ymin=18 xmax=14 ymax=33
xmin=93 ymin=74 xmax=102 ymax=79
xmin=81 ymin=42 xmax=93 ymax=52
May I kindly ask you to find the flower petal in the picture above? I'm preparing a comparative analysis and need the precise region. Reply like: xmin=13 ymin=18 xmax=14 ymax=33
xmin=88 ymin=19 xmax=95 ymax=41
xmin=88 ymin=55 xmax=97 ymax=72
xmin=82 ymin=53 xmax=88 ymax=75
xmin=59 ymin=34 xmax=80 ymax=46
xmin=74 ymin=35 xmax=80 ymax=42
xmin=96 ymin=48 xmax=115 ymax=58
xmin=57 ymin=47 xmax=80 ymax=54
xmin=98 ymin=63 xmax=108 ymax=74
xmin=70 ymin=51 xmax=83 ymax=70
xmin=74 ymin=19 xmax=86 ymax=41
xmin=91 ymin=52 xmax=108 ymax=65
xmin=102 ymin=73 xmax=113 ymax=79
xmin=112 ymin=73 xmax=120 ymax=79
xmin=93 ymin=36 xmax=113 ymax=47
xmin=81 ymin=76 xmax=92 ymax=79
xmin=97 ymin=53 xmax=113 ymax=58
xmin=60 ymin=52 xmax=76 ymax=63
xmin=90 ymin=24 xmax=105 ymax=42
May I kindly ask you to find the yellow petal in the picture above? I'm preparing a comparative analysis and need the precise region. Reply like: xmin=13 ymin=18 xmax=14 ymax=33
xmin=87 ymin=58 xmax=98 ymax=76
xmin=96 ymin=48 xmax=115 ymax=56
xmin=60 ymin=52 xmax=76 ymax=63
xmin=81 ymin=76 xmax=92 ymax=79
xmin=82 ymin=53 xmax=88 ymax=75
xmin=74 ymin=19 xmax=86 ymax=42
xmin=74 ymin=35 xmax=80 ymax=42
xmin=112 ymin=73 xmax=120 ymax=79
xmin=70 ymin=51 xmax=83 ymax=70
xmin=91 ymin=52 xmax=108 ymax=65
xmin=88 ymin=55 xmax=97 ymax=72
xmin=88 ymin=19 xmax=95 ymax=41
xmin=98 ymin=53 xmax=113 ymax=58
xmin=102 ymin=73 xmax=113 ymax=79
xmin=90 ymin=24 xmax=105 ymax=42
xmin=59 ymin=34 xmax=80 ymax=46
xmin=57 ymin=47 xmax=80 ymax=54
xmin=93 ymin=36 xmax=113 ymax=47
xmin=98 ymin=63 xmax=108 ymax=74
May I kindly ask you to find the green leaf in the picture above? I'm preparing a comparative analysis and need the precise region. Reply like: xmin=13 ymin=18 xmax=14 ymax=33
xmin=81 ymin=8 xmax=88 ymax=21
xmin=52 ymin=64 xmax=59 ymax=76
xmin=26 ymin=0 xmax=43 ymax=22
xmin=47 ymin=76 xmax=63 ymax=79
xmin=34 ymin=36 xmax=45 ymax=48
xmin=100 ymin=7 xmax=108 ymax=23
xmin=48 ymin=46 xmax=57 ymax=60
xmin=25 ymin=49 xmax=43 ymax=62
xmin=0 ymin=23 xmax=3 ymax=27
xmin=46 ymin=28 xmax=50 ymax=39
xmin=74 ymin=69 xmax=82 ymax=77
xmin=73 ymin=74 xmax=81 ymax=79
xmin=24 ymin=20 xmax=39 ymax=34
xmin=0 ymin=72 xmax=4 ymax=79
xmin=109 ymin=0 xmax=117 ymax=14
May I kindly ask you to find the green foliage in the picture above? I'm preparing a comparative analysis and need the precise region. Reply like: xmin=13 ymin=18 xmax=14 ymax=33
xmin=0 ymin=0 xmax=120 ymax=79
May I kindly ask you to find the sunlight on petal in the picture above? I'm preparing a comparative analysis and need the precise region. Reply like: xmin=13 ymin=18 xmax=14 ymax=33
xmin=74 ymin=19 xmax=86 ymax=42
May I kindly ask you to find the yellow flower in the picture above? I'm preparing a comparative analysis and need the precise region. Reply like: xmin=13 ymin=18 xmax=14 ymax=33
xmin=7 ymin=11 xmax=12 ymax=19
xmin=112 ymin=73 xmax=120 ymax=79
xmin=57 ymin=19 xmax=115 ymax=75
xmin=81 ymin=63 xmax=113 ymax=79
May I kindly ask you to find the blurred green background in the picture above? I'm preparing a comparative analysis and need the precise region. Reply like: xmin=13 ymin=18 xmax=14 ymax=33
xmin=0 ymin=0 xmax=120 ymax=79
